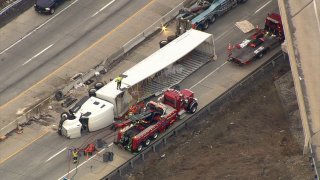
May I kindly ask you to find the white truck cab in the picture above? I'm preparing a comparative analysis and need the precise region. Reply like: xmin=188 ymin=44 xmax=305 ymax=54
xmin=60 ymin=80 xmax=134 ymax=138
xmin=61 ymin=96 xmax=114 ymax=138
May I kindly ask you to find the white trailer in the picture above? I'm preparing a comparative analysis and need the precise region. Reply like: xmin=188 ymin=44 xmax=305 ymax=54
xmin=59 ymin=29 xmax=216 ymax=138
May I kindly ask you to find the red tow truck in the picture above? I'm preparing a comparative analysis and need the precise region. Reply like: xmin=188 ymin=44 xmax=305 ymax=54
xmin=116 ymin=89 xmax=198 ymax=152
xmin=227 ymin=13 xmax=284 ymax=65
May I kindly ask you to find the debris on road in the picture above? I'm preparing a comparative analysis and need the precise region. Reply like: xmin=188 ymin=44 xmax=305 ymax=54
xmin=0 ymin=135 xmax=7 ymax=141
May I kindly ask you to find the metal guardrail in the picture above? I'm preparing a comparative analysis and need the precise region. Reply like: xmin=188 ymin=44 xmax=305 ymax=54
xmin=101 ymin=51 xmax=292 ymax=180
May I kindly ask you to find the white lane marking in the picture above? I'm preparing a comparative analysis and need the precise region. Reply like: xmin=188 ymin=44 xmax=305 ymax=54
xmin=22 ymin=44 xmax=53 ymax=65
xmin=313 ymin=0 xmax=320 ymax=33
xmin=190 ymin=61 xmax=228 ymax=90
xmin=57 ymin=148 xmax=106 ymax=180
xmin=91 ymin=0 xmax=115 ymax=17
xmin=107 ymin=142 xmax=113 ymax=147
xmin=0 ymin=0 xmax=79 ymax=55
xmin=254 ymin=0 xmax=272 ymax=14
xmin=45 ymin=147 xmax=67 ymax=163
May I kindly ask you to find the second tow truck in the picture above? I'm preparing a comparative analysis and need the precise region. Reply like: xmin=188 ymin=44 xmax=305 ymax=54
xmin=227 ymin=13 xmax=284 ymax=65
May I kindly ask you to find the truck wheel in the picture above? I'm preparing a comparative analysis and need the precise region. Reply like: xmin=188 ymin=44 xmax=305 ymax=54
xmin=195 ymin=24 xmax=203 ymax=31
xmin=54 ymin=90 xmax=64 ymax=101
xmin=152 ymin=132 xmax=159 ymax=140
xmin=159 ymin=40 xmax=168 ymax=48
xmin=210 ymin=15 xmax=217 ymax=24
xmin=144 ymin=139 xmax=151 ymax=146
xmin=50 ymin=8 xmax=55 ymax=14
xmin=94 ymin=82 xmax=104 ymax=90
xmin=88 ymin=88 xmax=97 ymax=97
xmin=258 ymin=53 xmax=264 ymax=59
xmin=61 ymin=112 xmax=70 ymax=120
xmin=203 ymin=20 xmax=209 ymax=30
xmin=188 ymin=103 xmax=198 ymax=114
xmin=137 ymin=144 xmax=143 ymax=152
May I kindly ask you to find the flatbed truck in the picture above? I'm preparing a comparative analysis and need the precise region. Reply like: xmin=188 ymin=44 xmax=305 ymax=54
xmin=227 ymin=13 xmax=284 ymax=65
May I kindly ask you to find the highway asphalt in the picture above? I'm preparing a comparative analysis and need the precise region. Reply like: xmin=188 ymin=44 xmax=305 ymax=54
xmin=0 ymin=0 xmax=281 ymax=179
xmin=0 ymin=0 xmax=151 ymax=105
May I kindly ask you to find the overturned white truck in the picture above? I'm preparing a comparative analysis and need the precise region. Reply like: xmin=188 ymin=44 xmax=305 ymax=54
xmin=58 ymin=29 xmax=216 ymax=138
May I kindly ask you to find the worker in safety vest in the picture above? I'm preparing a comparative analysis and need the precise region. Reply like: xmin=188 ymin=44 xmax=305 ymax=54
xmin=72 ymin=149 xmax=78 ymax=164
xmin=115 ymin=76 xmax=123 ymax=90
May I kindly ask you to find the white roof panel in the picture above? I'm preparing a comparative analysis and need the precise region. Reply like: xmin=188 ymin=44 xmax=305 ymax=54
xmin=96 ymin=29 xmax=212 ymax=99
xmin=122 ymin=29 xmax=211 ymax=86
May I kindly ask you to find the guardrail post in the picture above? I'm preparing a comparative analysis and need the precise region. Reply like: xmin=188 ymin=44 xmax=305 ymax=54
xmin=173 ymin=130 xmax=177 ymax=136
xmin=118 ymin=168 xmax=122 ymax=176
xmin=130 ymin=160 xmax=134 ymax=168
xmin=163 ymin=138 xmax=167 ymax=145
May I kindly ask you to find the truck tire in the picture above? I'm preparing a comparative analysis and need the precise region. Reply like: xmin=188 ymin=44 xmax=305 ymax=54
xmin=188 ymin=102 xmax=198 ymax=114
xmin=61 ymin=112 xmax=70 ymax=120
xmin=137 ymin=144 xmax=143 ymax=152
xmin=203 ymin=20 xmax=210 ymax=30
xmin=159 ymin=40 xmax=168 ymax=48
xmin=94 ymin=82 xmax=104 ymax=90
xmin=54 ymin=90 xmax=64 ymax=101
xmin=210 ymin=15 xmax=218 ymax=24
xmin=152 ymin=132 xmax=159 ymax=140
xmin=144 ymin=138 xmax=151 ymax=146
xmin=50 ymin=8 xmax=55 ymax=14
xmin=195 ymin=24 xmax=203 ymax=31
xmin=88 ymin=88 xmax=97 ymax=97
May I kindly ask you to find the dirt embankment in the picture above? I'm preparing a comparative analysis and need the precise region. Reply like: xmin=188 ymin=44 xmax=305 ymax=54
xmin=126 ymin=68 xmax=313 ymax=180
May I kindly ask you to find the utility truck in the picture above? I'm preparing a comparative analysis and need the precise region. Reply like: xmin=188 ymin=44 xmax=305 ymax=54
xmin=116 ymin=89 xmax=198 ymax=152
xmin=227 ymin=13 xmax=284 ymax=65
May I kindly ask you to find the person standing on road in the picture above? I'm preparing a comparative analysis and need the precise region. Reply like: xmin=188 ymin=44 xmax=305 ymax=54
xmin=115 ymin=76 xmax=123 ymax=90
xmin=72 ymin=149 xmax=78 ymax=164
